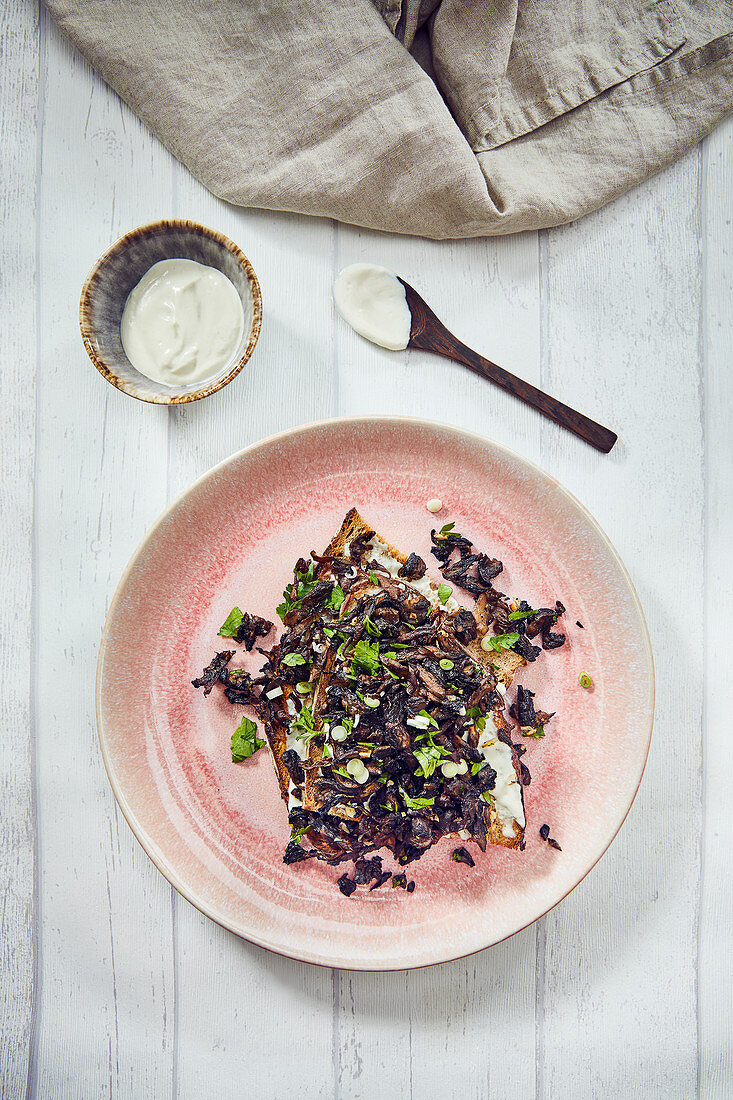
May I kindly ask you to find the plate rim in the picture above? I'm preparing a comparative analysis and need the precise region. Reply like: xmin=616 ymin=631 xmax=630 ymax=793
xmin=96 ymin=414 xmax=655 ymax=970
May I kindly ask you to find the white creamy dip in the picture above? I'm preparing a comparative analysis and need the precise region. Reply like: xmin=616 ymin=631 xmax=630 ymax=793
xmin=120 ymin=258 xmax=246 ymax=387
xmin=473 ymin=718 xmax=525 ymax=837
xmin=333 ymin=263 xmax=411 ymax=351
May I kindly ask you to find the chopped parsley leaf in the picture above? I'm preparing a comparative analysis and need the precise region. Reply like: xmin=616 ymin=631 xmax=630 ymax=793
xmin=399 ymin=788 xmax=435 ymax=810
xmin=218 ymin=606 xmax=243 ymax=638
xmin=438 ymin=522 xmax=461 ymax=538
xmin=327 ymin=584 xmax=345 ymax=611
xmin=485 ymin=631 xmax=521 ymax=651
xmin=231 ymin=716 xmax=264 ymax=762
xmin=351 ymin=639 xmax=381 ymax=675
xmin=364 ymin=616 xmax=382 ymax=638
xmin=291 ymin=706 xmax=319 ymax=744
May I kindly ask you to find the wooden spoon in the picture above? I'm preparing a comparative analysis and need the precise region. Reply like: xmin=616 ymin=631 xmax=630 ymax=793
xmin=399 ymin=278 xmax=617 ymax=454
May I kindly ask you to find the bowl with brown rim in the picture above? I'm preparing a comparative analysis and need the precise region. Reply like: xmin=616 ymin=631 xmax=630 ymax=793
xmin=79 ymin=219 xmax=262 ymax=404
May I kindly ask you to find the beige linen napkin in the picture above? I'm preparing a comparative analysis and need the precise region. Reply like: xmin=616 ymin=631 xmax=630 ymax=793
xmin=45 ymin=0 xmax=733 ymax=239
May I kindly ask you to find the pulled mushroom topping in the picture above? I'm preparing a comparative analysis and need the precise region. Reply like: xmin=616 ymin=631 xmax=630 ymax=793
xmin=235 ymin=612 xmax=273 ymax=650
xmin=399 ymin=552 xmax=427 ymax=580
xmin=510 ymin=685 xmax=556 ymax=737
xmin=539 ymin=823 xmax=562 ymax=851
xmin=191 ymin=650 xmax=234 ymax=696
xmin=348 ymin=530 xmax=376 ymax=561
xmin=430 ymin=525 xmax=568 ymax=661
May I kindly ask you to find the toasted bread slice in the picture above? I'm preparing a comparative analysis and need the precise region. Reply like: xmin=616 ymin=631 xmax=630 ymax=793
xmin=305 ymin=508 xmax=525 ymax=848
xmin=262 ymin=686 xmax=297 ymax=803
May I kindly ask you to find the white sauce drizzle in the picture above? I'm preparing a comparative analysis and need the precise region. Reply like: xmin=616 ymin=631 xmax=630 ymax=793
xmin=474 ymin=717 xmax=525 ymax=836
xmin=285 ymin=695 xmax=306 ymax=809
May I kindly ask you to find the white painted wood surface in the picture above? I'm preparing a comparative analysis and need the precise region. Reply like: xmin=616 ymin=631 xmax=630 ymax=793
xmin=2 ymin=6 xmax=731 ymax=1097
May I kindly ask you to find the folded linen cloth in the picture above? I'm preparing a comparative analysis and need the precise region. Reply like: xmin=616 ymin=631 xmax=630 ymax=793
xmin=45 ymin=0 xmax=733 ymax=239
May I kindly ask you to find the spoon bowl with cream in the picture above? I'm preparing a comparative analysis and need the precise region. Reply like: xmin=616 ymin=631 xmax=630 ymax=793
xmin=80 ymin=220 xmax=262 ymax=404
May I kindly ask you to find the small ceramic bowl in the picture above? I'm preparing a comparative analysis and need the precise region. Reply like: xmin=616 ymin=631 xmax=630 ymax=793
xmin=79 ymin=219 xmax=262 ymax=404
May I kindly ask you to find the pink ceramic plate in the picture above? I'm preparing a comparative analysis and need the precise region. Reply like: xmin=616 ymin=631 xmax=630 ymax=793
xmin=97 ymin=417 xmax=654 ymax=970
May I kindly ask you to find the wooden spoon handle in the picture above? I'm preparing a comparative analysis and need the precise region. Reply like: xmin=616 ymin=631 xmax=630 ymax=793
xmin=442 ymin=337 xmax=617 ymax=453
xmin=401 ymin=280 xmax=617 ymax=454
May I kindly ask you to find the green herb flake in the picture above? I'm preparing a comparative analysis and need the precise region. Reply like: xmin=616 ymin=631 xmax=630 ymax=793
xmin=439 ymin=658 xmax=454 ymax=671
xmin=351 ymin=639 xmax=382 ymax=676
xmin=368 ymin=571 xmax=379 ymax=585
xmin=412 ymin=747 xmax=438 ymax=778
xmin=438 ymin=522 xmax=460 ymax=538
xmin=281 ymin=652 xmax=306 ymax=667
xmin=417 ymin=709 xmax=439 ymax=729
xmin=471 ymin=761 xmax=490 ymax=775
xmin=218 ymin=606 xmax=243 ymax=638
xmin=364 ymin=616 xmax=382 ymax=638
xmin=399 ymin=788 xmax=435 ymax=810
xmin=485 ymin=631 xmax=521 ymax=652
xmin=437 ymin=584 xmax=453 ymax=605
xmin=291 ymin=706 xmax=318 ymax=743
xmin=231 ymin=716 xmax=264 ymax=762
xmin=290 ymin=825 xmax=309 ymax=842
xmin=508 ymin=607 xmax=538 ymax=621
xmin=226 ymin=668 xmax=248 ymax=684
xmin=522 ymin=725 xmax=546 ymax=739
xmin=327 ymin=584 xmax=345 ymax=611
xmin=466 ymin=707 xmax=486 ymax=732
xmin=579 ymin=671 xmax=593 ymax=689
